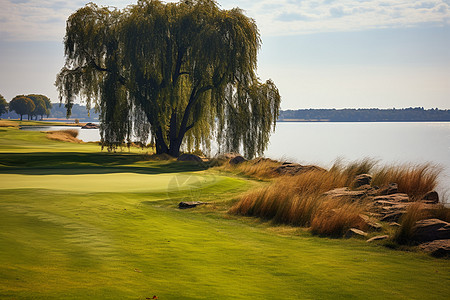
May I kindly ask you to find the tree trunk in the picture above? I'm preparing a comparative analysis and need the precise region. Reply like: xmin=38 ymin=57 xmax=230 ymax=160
xmin=20 ymin=114 xmax=23 ymax=121
xmin=155 ymin=127 xmax=169 ymax=155
xmin=168 ymin=138 xmax=182 ymax=157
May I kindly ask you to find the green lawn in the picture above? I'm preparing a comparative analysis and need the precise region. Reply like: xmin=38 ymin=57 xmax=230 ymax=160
xmin=0 ymin=124 xmax=449 ymax=299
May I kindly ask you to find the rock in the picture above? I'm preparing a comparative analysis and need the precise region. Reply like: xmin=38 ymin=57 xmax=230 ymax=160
xmin=274 ymin=163 xmax=325 ymax=176
xmin=324 ymin=187 xmax=367 ymax=200
xmin=81 ymin=122 xmax=99 ymax=129
xmin=419 ymin=239 xmax=450 ymax=258
xmin=178 ymin=201 xmax=206 ymax=209
xmin=355 ymin=184 xmax=374 ymax=192
xmin=229 ymin=155 xmax=246 ymax=165
xmin=370 ymin=194 xmax=414 ymax=220
xmin=367 ymin=235 xmax=389 ymax=243
xmin=344 ymin=228 xmax=368 ymax=239
xmin=376 ymin=183 xmax=398 ymax=195
xmin=358 ymin=214 xmax=382 ymax=231
xmin=217 ymin=153 xmax=240 ymax=160
xmin=373 ymin=193 xmax=410 ymax=203
xmin=380 ymin=211 xmax=406 ymax=222
xmin=422 ymin=191 xmax=439 ymax=204
xmin=411 ymin=219 xmax=450 ymax=243
xmin=177 ymin=153 xmax=203 ymax=163
xmin=352 ymin=174 xmax=372 ymax=188
xmin=251 ymin=157 xmax=279 ymax=165
xmin=367 ymin=221 xmax=383 ymax=231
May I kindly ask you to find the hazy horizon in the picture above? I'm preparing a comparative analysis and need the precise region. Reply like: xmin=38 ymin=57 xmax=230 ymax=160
xmin=1 ymin=0 xmax=449 ymax=110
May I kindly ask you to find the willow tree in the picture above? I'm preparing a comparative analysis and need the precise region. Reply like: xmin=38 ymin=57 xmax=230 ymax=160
xmin=56 ymin=0 xmax=280 ymax=157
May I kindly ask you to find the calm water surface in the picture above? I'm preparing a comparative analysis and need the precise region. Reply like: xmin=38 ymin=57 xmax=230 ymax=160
xmin=266 ymin=122 xmax=450 ymax=200
xmin=21 ymin=126 xmax=101 ymax=142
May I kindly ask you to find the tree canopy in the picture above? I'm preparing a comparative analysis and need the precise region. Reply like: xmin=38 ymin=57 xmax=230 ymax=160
xmin=9 ymin=96 xmax=35 ymax=121
xmin=56 ymin=0 xmax=281 ymax=157
xmin=0 ymin=94 xmax=7 ymax=116
xmin=26 ymin=94 xmax=52 ymax=120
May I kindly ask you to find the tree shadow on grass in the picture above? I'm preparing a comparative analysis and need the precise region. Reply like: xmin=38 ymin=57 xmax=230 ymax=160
xmin=0 ymin=152 xmax=207 ymax=175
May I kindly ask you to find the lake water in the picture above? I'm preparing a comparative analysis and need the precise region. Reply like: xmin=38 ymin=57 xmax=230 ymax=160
xmin=266 ymin=122 xmax=450 ymax=202
xmin=22 ymin=122 xmax=450 ymax=201
xmin=21 ymin=126 xmax=101 ymax=143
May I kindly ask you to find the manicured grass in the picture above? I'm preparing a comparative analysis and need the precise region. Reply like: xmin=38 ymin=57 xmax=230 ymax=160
xmin=0 ymin=127 xmax=449 ymax=299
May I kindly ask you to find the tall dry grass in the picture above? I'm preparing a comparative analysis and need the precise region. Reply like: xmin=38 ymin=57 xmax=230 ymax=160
xmin=394 ymin=202 xmax=450 ymax=244
xmin=330 ymin=158 xmax=378 ymax=187
xmin=0 ymin=120 xmax=19 ymax=127
xmin=229 ymin=166 xmax=362 ymax=229
xmin=216 ymin=158 xmax=282 ymax=179
xmin=394 ymin=202 xmax=429 ymax=244
xmin=229 ymin=158 xmax=444 ymax=238
xmin=372 ymin=163 xmax=441 ymax=200
xmin=310 ymin=199 xmax=366 ymax=237
xmin=46 ymin=129 xmax=81 ymax=143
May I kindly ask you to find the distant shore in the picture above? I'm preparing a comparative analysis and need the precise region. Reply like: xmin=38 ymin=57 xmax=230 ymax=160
xmin=278 ymin=119 xmax=450 ymax=122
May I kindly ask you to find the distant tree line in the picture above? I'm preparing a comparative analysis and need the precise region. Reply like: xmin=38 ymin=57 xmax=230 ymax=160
xmin=0 ymin=93 xmax=98 ymax=122
xmin=49 ymin=104 xmax=99 ymax=121
xmin=279 ymin=107 xmax=450 ymax=122
xmin=0 ymin=94 xmax=52 ymax=121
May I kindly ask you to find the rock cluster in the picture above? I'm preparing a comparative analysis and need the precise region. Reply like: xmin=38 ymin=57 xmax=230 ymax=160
xmin=274 ymin=163 xmax=325 ymax=175
xmin=229 ymin=155 xmax=246 ymax=165
xmin=178 ymin=201 xmax=207 ymax=209
xmin=177 ymin=153 xmax=203 ymax=163
xmin=323 ymin=173 xmax=449 ymax=256
xmin=81 ymin=122 xmax=99 ymax=129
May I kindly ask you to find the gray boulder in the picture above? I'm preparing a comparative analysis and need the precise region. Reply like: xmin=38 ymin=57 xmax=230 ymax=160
xmin=376 ymin=183 xmax=398 ymax=195
xmin=274 ymin=164 xmax=325 ymax=176
xmin=81 ymin=122 xmax=99 ymax=129
xmin=411 ymin=219 xmax=450 ymax=243
xmin=324 ymin=187 xmax=367 ymax=200
xmin=178 ymin=201 xmax=206 ymax=209
xmin=352 ymin=174 xmax=372 ymax=188
xmin=177 ymin=153 xmax=203 ymax=163
xmin=344 ymin=228 xmax=368 ymax=239
xmin=358 ymin=214 xmax=382 ymax=231
xmin=419 ymin=239 xmax=450 ymax=258
xmin=422 ymin=191 xmax=439 ymax=204
xmin=367 ymin=235 xmax=389 ymax=243
xmin=229 ymin=155 xmax=246 ymax=165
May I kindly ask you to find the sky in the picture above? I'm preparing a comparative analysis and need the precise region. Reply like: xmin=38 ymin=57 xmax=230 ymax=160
xmin=0 ymin=0 xmax=449 ymax=110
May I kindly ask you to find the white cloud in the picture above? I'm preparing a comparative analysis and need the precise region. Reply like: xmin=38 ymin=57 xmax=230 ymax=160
xmin=246 ymin=0 xmax=450 ymax=36
xmin=0 ymin=0 xmax=129 ymax=41
xmin=0 ymin=0 xmax=449 ymax=41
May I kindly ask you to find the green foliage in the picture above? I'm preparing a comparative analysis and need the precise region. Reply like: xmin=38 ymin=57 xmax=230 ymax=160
xmin=0 ymin=94 xmax=7 ymax=115
xmin=26 ymin=94 xmax=52 ymax=119
xmin=56 ymin=0 xmax=281 ymax=157
xmin=9 ymin=96 xmax=35 ymax=121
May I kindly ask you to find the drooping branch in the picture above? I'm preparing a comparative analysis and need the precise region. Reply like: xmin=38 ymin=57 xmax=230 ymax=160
xmin=57 ymin=0 xmax=281 ymax=157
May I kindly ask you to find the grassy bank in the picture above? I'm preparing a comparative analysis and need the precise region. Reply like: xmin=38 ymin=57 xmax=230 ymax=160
xmin=229 ymin=158 xmax=449 ymax=239
xmin=0 ymin=124 xmax=449 ymax=299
